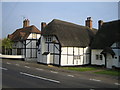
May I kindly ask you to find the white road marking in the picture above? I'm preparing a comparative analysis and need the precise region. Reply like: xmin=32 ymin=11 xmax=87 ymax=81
xmin=50 ymin=71 xmax=58 ymax=74
xmin=15 ymin=64 xmax=20 ymax=66
xmin=6 ymin=62 xmax=11 ymax=64
xmin=114 ymin=83 xmax=120 ymax=86
xmin=36 ymin=68 xmax=43 ymax=71
xmin=24 ymin=66 xmax=30 ymax=68
xmin=67 ymin=75 xmax=74 ymax=77
xmin=89 ymin=78 xmax=101 ymax=82
xmin=20 ymin=72 xmax=60 ymax=84
xmin=0 ymin=67 xmax=8 ymax=70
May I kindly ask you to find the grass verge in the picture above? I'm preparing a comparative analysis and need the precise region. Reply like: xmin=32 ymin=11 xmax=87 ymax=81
xmin=94 ymin=70 xmax=120 ymax=76
xmin=62 ymin=67 xmax=99 ymax=72
xmin=62 ymin=66 xmax=120 ymax=76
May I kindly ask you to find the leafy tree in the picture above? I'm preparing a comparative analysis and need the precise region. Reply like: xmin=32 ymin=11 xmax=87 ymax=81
xmin=2 ymin=38 xmax=13 ymax=55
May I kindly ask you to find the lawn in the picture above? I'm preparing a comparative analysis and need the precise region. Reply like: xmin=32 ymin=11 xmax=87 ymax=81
xmin=94 ymin=70 xmax=120 ymax=76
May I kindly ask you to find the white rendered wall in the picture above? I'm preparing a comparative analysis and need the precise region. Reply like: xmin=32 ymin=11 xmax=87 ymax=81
xmin=12 ymin=42 xmax=23 ymax=55
xmin=11 ymin=33 xmax=40 ymax=59
xmin=112 ymin=49 xmax=120 ymax=68
xmin=41 ymin=36 xmax=46 ymax=54
xmin=37 ymin=36 xmax=60 ymax=65
xmin=37 ymin=34 xmax=41 ymax=39
xmin=27 ymin=33 xmax=41 ymax=39
xmin=38 ymin=35 xmax=90 ymax=66
xmin=106 ymin=54 xmax=113 ymax=69
xmin=91 ymin=47 xmax=120 ymax=68
xmin=111 ymin=42 xmax=120 ymax=68
xmin=26 ymin=33 xmax=40 ymax=58
xmin=54 ymin=44 xmax=60 ymax=65
xmin=27 ymin=33 xmax=32 ymax=39
xmin=91 ymin=49 xmax=105 ymax=65
xmin=52 ymin=36 xmax=59 ymax=43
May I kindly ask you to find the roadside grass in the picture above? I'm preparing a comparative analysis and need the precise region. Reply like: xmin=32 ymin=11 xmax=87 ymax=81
xmin=62 ymin=67 xmax=99 ymax=72
xmin=61 ymin=66 xmax=120 ymax=76
xmin=94 ymin=70 xmax=120 ymax=76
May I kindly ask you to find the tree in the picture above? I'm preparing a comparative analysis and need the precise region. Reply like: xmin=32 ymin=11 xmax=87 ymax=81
xmin=2 ymin=38 xmax=13 ymax=55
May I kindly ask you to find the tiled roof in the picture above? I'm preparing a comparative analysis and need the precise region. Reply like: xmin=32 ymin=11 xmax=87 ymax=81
xmin=42 ymin=19 xmax=97 ymax=47
xmin=8 ymin=25 xmax=41 ymax=42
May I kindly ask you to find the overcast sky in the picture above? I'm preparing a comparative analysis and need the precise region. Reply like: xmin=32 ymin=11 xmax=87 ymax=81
xmin=1 ymin=2 xmax=118 ymax=38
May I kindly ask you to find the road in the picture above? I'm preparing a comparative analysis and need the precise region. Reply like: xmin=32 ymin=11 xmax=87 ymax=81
xmin=1 ymin=59 xmax=120 ymax=89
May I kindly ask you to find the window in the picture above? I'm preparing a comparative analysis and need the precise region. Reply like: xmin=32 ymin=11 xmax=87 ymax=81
xmin=17 ymin=48 xmax=21 ymax=55
xmin=96 ymin=54 xmax=103 ymax=60
xmin=96 ymin=55 xmax=99 ymax=60
xmin=46 ymin=36 xmax=53 ymax=42
xmin=74 ymin=55 xmax=81 ymax=60
xmin=32 ymin=33 xmax=36 ymax=39
xmin=115 ymin=57 xmax=117 ymax=59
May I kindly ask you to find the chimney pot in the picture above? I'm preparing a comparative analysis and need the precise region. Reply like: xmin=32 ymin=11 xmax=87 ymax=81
xmin=23 ymin=19 xmax=30 ymax=28
xmin=98 ymin=20 xmax=104 ymax=29
xmin=41 ymin=22 xmax=46 ymax=31
xmin=85 ymin=17 xmax=92 ymax=29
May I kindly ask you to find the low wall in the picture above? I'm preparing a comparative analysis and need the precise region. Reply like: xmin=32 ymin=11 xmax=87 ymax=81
xmin=0 ymin=55 xmax=25 ymax=60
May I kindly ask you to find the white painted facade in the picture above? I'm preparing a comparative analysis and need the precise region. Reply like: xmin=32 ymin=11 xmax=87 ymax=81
xmin=60 ymin=47 xmax=90 ymax=66
xmin=91 ymin=49 xmax=105 ymax=66
xmin=12 ymin=33 xmax=41 ymax=59
xmin=37 ymin=36 xmax=60 ymax=65
xmin=37 ymin=35 xmax=90 ymax=66
xmin=91 ymin=42 xmax=120 ymax=69
xmin=111 ymin=42 xmax=120 ymax=68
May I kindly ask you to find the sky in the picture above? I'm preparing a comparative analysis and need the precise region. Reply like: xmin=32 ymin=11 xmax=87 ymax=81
xmin=1 ymin=1 xmax=119 ymax=38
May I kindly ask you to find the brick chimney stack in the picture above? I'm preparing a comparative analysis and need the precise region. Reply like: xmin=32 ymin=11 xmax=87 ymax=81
xmin=98 ymin=20 xmax=104 ymax=29
xmin=41 ymin=22 xmax=46 ymax=31
xmin=23 ymin=19 xmax=30 ymax=28
xmin=85 ymin=17 xmax=92 ymax=29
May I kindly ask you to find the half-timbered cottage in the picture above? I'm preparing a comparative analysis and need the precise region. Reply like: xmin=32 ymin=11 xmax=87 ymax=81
xmin=91 ymin=20 xmax=120 ymax=69
xmin=37 ymin=17 xmax=97 ymax=66
xmin=8 ymin=19 xmax=41 ymax=60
